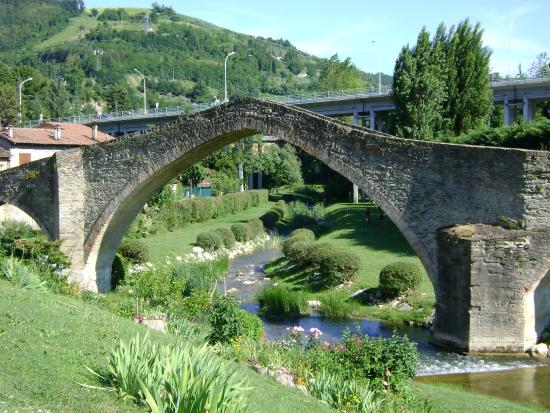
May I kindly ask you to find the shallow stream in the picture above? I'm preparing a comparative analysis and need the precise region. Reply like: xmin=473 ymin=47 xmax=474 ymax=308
xmin=219 ymin=248 xmax=550 ymax=407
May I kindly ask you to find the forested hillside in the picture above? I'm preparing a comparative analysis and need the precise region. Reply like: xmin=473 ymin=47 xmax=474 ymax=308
xmin=0 ymin=0 xmax=389 ymax=124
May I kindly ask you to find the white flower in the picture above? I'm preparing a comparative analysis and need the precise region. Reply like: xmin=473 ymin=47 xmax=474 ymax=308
xmin=309 ymin=327 xmax=323 ymax=338
xmin=292 ymin=326 xmax=304 ymax=333
xmin=192 ymin=246 xmax=204 ymax=253
xmin=175 ymin=256 xmax=182 ymax=261
xmin=146 ymin=262 xmax=153 ymax=268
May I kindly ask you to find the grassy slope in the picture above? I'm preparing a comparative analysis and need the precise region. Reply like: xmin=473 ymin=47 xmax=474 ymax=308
xmin=0 ymin=280 xmax=332 ymax=413
xmin=36 ymin=14 xmax=98 ymax=49
xmin=143 ymin=202 xmax=273 ymax=262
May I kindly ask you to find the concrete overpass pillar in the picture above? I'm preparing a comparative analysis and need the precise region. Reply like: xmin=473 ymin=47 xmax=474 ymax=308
xmin=523 ymin=97 xmax=536 ymax=123
xmin=238 ymin=162 xmax=244 ymax=192
xmin=370 ymin=109 xmax=376 ymax=130
xmin=352 ymin=110 xmax=359 ymax=203
xmin=504 ymin=96 xmax=517 ymax=125
xmin=248 ymin=173 xmax=254 ymax=190
xmin=257 ymin=171 xmax=263 ymax=189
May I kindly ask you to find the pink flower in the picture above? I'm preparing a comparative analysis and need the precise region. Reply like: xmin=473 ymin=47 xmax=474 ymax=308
xmin=133 ymin=314 xmax=143 ymax=322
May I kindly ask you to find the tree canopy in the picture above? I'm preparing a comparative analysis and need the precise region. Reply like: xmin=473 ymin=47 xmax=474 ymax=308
xmin=393 ymin=20 xmax=492 ymax=139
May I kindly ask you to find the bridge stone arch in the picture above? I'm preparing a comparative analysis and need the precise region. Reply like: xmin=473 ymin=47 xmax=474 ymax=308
xmin=1 ymin=97 xmax=550 ymax=353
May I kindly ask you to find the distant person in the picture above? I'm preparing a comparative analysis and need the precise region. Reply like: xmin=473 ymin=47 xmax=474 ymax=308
xmin=364 ymin=208 xmax=371 ymax=223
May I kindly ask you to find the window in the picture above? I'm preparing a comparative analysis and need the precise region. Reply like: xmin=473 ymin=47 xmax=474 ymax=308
xmin=19 ymin=153 xmax=31 ymax=165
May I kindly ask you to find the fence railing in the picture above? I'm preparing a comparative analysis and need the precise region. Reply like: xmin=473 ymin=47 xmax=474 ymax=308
xmin=22 ymin=76 xmax=550 ymax=127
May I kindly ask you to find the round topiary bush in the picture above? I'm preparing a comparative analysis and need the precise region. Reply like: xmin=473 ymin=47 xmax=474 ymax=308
xmin=246 ymin=219 xmax=264 ymax=238
xmin=283 ymin=237 xmax=312 ymax=266
xmin=289 ymin=228 xmax=315 ymax=242
xmin=319 ymin=248 xmax=361 ymax=288
xmin=259 ymin=210 xmax=281 ymax=228
xmin=214 ymin=228 xmax=236 ymax=248
xmin=118 ymin=238 xmax=149 ymax=264
xmin=196 ymin=231 xmax=223 ymax=251
xmin=378 ymin=262 xmax=423 ymax=299
xmin=305 ymin=242 xmax=336 ymax=268
xmin=231 ymin=223 xmax=251 ymax=242
xmin=272 ymin=205 xmax=286 ymax=219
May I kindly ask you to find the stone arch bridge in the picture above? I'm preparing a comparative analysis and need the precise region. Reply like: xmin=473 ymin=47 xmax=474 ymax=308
xmin=1 ymin=98 xmax=550 ymax=353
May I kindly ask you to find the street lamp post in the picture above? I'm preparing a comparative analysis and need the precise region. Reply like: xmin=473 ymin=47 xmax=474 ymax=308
xmin=134 ymin=69 xmax=147 ymax=114
xmin=371 ymin=40 xmax=381 ymax=95
xmin=17 ymin=77 xmax=32 ymax=126
xmin=224 ymin=51 xmax=236 ymax=103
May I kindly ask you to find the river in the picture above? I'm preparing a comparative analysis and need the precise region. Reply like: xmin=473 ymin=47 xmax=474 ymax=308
xmin=219 ymin=248 xmax=550 ymax=408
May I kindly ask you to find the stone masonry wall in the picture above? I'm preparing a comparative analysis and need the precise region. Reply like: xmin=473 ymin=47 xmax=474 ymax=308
xmin=435 ymin=224 xmax=550 ymax=352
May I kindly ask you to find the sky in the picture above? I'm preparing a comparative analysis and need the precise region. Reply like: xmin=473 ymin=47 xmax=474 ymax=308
xmin=85 ymin=0 xmax=549 ymax=77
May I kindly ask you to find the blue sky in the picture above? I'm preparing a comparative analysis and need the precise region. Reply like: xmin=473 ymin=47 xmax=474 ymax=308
xmin=86 ymin=0 xmax=549 ymax=77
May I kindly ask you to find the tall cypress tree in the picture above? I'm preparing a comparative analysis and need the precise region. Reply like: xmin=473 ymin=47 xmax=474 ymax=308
xmin=444 ymin=20 xmax=492 ymax=135
xmin=393 ymin=29 xmax=447 ymax=140
xmin=393 ymin=20 xmax=492 ymax=139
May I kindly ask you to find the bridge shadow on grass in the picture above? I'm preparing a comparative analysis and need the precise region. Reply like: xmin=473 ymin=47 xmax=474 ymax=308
xmin=264 ymin=258 xmax=321 ymax=292
xmin=324 ymin=203 xmax=417 ymax=257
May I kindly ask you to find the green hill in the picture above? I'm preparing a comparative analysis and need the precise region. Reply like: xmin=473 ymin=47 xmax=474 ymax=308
xmin=0 ymin=1 xmax=391 ymax=123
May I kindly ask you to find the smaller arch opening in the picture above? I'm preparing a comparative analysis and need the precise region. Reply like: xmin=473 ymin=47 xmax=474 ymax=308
xmin=534 ymin=268 xmax=550 ymax=341
xmin=0 ymin=203 xmax=42 ymax=232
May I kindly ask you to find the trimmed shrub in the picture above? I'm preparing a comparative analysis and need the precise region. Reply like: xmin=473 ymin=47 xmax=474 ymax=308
xmin=208 ymin=295 xmax=264 ymax=343
xmin=111 ymin=253 xmax=128 ymax=289
xmin=231 ymin=223 xmax=250 ymax=242
xmin=257 ymin=285 xmax=307 ymax=318
xmin=118 ymin=238 xmax=149 ymax=264
xmin=272 ymin=205 xmax=286 ymax=219
xmin=378 ymin=262 xmax=423 ymax=299
xmin=196 ymin=231 xmax=223 ymax=251
xmin=318 ymin=249 xmax=360 ymax=288
xmin=305 ymin=243 xmax=335 ymax=268
xmin=246 ymin=219 xmax=264 ymax=238
xmin=282 ymin=238 xmax=311 ymax=266
xmin=289 ymin=228 xmax=315 ymax=242
xmin=259 ymin=210 xmax=281 ymax=228
xmin=214 ymin=228 xmax=236 ymax=248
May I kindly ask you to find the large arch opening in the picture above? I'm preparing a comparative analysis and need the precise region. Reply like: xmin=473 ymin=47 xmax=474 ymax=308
xmin=84 ymin=113 xmax=435 ymax=307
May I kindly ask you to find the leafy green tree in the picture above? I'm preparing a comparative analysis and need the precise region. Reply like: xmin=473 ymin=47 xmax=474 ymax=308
xmin=318 ymin=55 xmax=367 ymax=91
xmin=0 ymin=84 xmax=17 ymax=126
xmin=179 ymin=164 xmax=206 ymax=189
xmin=210 ymin=170 xmax=240 ymax=195
xmin=393 ymin=28 xmax=447 ymax=139
xmin=103 ymin=84 xmax=132 ymax=112
xmin=529 ymin=52 xmax=550 ymax=77
xmin=393 ymin=20 xmax=492 ymax=139
xmin=262 ymin=144 xmax=303 ymax=189
xmin=443 ymin=20 xmax=492 ymax=135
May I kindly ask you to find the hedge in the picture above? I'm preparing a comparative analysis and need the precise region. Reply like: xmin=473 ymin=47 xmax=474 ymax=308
xmin=154 ymin=190 xmax=268 ymax=232
xmin=214 ymin=228 xmax=236 ymax=248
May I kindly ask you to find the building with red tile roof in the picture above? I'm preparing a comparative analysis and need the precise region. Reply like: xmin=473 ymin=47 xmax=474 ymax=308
xmin=0 ymin=123 xmax=113 ymax=169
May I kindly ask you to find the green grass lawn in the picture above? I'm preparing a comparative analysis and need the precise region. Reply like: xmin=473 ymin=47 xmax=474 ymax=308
xmin=266 ymin=202 xmax=435 ymax=322
xmin=415 ymin=383 xmax=547 ymax=413
xmin=0 ymin=280 xmax=332 ymax=413
xmin=142 ymin=203 xmax=273 ymax=262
